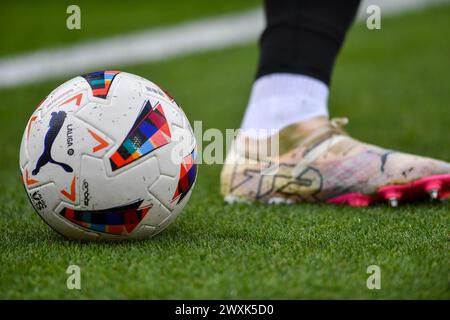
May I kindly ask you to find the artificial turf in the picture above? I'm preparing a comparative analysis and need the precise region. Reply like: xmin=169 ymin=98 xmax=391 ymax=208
xmin=0 ymin=5 xmax=449 ymax=299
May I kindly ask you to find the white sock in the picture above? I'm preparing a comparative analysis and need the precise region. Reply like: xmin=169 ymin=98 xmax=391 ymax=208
xmin=240 ymin=73 xmax=329 ymax=138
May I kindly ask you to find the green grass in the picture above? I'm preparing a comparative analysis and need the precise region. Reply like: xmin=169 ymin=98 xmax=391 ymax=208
xmin=0 ymin=0 xmax=260 ymax=57
xmin=1 ymin=6 xmax=450 ymax=299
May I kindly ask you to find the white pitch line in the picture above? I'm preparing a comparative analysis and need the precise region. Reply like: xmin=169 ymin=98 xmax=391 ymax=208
xmin=0 ymin=9 xmax=264 ymax=88
xmin=0 ymin=0 xmax=446 ymax=88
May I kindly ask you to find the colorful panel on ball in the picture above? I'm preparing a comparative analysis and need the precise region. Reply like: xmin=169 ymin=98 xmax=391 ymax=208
xmin=172 ymin=149 xmax=197 ymax=204
xmin=110 ymin=100 xmax=171 ymax=171
xmin=82 ymin=70 xmax=120 ymax=99
xmin=60 ymin=200 xmax=149 ymax=235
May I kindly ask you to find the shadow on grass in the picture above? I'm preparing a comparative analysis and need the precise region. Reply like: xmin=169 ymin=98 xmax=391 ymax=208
xmin=6 ymin=197 xmax=448 ymax=252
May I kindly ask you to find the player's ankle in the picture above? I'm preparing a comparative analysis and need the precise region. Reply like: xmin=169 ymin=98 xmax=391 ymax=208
xmin=240 ymin=73 xmax=329 ymax=139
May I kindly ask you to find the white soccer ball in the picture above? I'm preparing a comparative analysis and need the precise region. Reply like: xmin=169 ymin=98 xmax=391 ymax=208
xmin=19 ymin=71 xmax=197 ymax=240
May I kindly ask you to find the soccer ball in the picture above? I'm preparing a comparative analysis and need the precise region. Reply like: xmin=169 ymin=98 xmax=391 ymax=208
xmin=19 ymin=71 xmax=197 ymax=240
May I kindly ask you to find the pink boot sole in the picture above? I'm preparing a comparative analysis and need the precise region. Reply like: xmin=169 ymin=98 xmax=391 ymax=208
xmin=327 ymin=174 xmax=450 ymax=207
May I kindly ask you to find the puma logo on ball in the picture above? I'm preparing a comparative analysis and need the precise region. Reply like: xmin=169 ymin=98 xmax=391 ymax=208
xmin=32 ymin=111 xmax=73 ymax=175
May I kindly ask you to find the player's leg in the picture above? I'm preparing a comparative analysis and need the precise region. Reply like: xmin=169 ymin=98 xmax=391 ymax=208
xmin=220 ymin=0 xmax=450 ymax=206
xmin=241 ymin=0 xmax=360 ymax=135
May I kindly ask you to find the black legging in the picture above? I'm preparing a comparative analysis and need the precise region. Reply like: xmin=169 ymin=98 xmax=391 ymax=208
xmin=257 ymin=0 xmax=361 ymax=85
